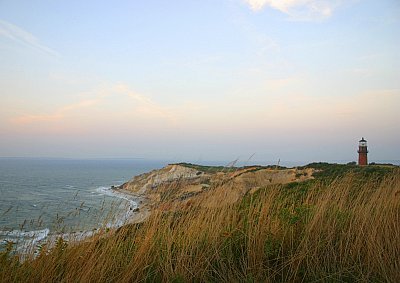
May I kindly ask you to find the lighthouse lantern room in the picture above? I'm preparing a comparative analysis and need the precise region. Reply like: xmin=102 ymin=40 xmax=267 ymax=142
xmin=357 ymin=137 xmax=368 ymax=166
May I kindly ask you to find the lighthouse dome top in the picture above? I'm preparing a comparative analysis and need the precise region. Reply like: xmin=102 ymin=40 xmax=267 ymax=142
xmin=359 ymin=137 xmax=367 ymax=146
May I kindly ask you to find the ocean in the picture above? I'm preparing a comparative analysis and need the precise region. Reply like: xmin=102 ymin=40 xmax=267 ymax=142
xmin=0 ymin=158 xmax=167 ymax=252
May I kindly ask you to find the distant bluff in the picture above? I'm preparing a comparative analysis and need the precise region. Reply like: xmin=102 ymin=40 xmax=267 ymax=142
xmin=118 ymin=163 xmax=315 ymax=207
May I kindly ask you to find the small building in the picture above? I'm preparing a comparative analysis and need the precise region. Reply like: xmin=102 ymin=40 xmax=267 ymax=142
xmin=358 ymin=137 xmax=368 ymax=166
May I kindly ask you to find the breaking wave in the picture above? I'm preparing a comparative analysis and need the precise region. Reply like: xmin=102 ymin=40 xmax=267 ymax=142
xmin=95 ymin=186 xmax=138 ymax=228
xmin=0 ymin=228 xmax=50 ymax=253
xmin=0 ymin=186 xmax=140 ymax=256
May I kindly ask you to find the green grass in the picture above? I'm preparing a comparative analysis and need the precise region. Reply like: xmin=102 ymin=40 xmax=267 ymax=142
xmin=301 ymin=162 xmax=397 ymax=181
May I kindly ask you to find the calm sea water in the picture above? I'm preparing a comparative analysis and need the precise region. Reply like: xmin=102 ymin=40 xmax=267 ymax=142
xmin=0 ymin=158 xmax=167 ymax=250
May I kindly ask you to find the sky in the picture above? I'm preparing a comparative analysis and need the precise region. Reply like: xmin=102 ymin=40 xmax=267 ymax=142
xmin=0 ymin=0 xmax=399 ymax=163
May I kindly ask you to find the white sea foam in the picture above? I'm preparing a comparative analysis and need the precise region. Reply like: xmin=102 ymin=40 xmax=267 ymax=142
xmin=0 ymin=228 xmax=97 ymax=260
xmin=0 ymin=228 xmax=49 ymax=240
xmin=46 ymin=230 xmax=96 ymax=245
xmin=95 ymin=186 xmax=139 ymax=228
xmin=64 ymin=185 xmax=76 ymax=189
xmin=96 ymin=186 xmax=137 ymax=207
xmin=44 ymin=185 xmax=141 ymax=245
xmin=0 ymin=228 xmax=50 ymax=253
xmin=0 ymin=186 xmax=140 ymax=257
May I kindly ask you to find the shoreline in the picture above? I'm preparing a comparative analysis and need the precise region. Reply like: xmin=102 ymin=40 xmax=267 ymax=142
xmin=110 ymin=186 xmax=151 ymax=225
xmin=52 ymin=186 xmax=151 ymax=243
xmin=2 ymin=185 xmax=152 ymax=258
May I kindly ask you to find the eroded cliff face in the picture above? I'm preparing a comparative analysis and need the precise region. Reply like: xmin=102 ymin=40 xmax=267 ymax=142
xmin=121 ymin=164 xmax=208 ymax=194
xmin=119 ymin=164 xmax=315 ymax=208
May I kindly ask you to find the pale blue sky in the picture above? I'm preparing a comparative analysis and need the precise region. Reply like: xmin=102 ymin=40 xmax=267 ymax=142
xmin=1 ymin=0 xmax=399 ymax=163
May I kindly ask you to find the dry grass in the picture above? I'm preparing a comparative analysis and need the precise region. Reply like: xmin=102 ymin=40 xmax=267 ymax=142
xmin=1 ymin=170 xmax=399 ymax=282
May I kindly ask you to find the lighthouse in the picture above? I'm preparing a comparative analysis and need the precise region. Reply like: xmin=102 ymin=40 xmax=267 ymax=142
xmin=358 ymin=137 xmax=368 ymax=166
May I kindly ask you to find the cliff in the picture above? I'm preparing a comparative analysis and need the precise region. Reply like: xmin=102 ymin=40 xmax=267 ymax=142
xmin=118 ymin=163 xmax=315 ymax=208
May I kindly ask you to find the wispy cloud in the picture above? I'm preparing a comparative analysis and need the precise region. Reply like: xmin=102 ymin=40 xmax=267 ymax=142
xmin=243 ymin=0 xmax=341 ymax=20
xmin=113 ymin=83 xmax=178 ymax=124
xmin=11 ymin=84 xmax=177 ymax=127
xmin=0 ymin=19 xmax=58 ymax=56
xmin=12 ymin=99 xmax=99 ymax=124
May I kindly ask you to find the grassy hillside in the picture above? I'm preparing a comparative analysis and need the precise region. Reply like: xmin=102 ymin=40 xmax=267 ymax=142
xmin=1 ymin=165 xmax=399 ymax=282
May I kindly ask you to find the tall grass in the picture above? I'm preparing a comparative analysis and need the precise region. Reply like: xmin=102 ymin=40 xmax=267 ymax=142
xmin=1 ymin=170 xmax=399 ymax=282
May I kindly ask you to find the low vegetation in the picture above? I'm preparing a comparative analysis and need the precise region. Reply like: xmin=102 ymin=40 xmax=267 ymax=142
xmin=1 ymin=165 xmax=399 ymax=282
xmin=302 ymin=162 xmax=397 ymax=180
xmin=176 ymin=162 xmax=287 ymax=174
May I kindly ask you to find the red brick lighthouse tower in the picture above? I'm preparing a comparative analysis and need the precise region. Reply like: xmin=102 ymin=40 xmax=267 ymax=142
xmin=358 ymin=137 xmax=368 ymax=166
